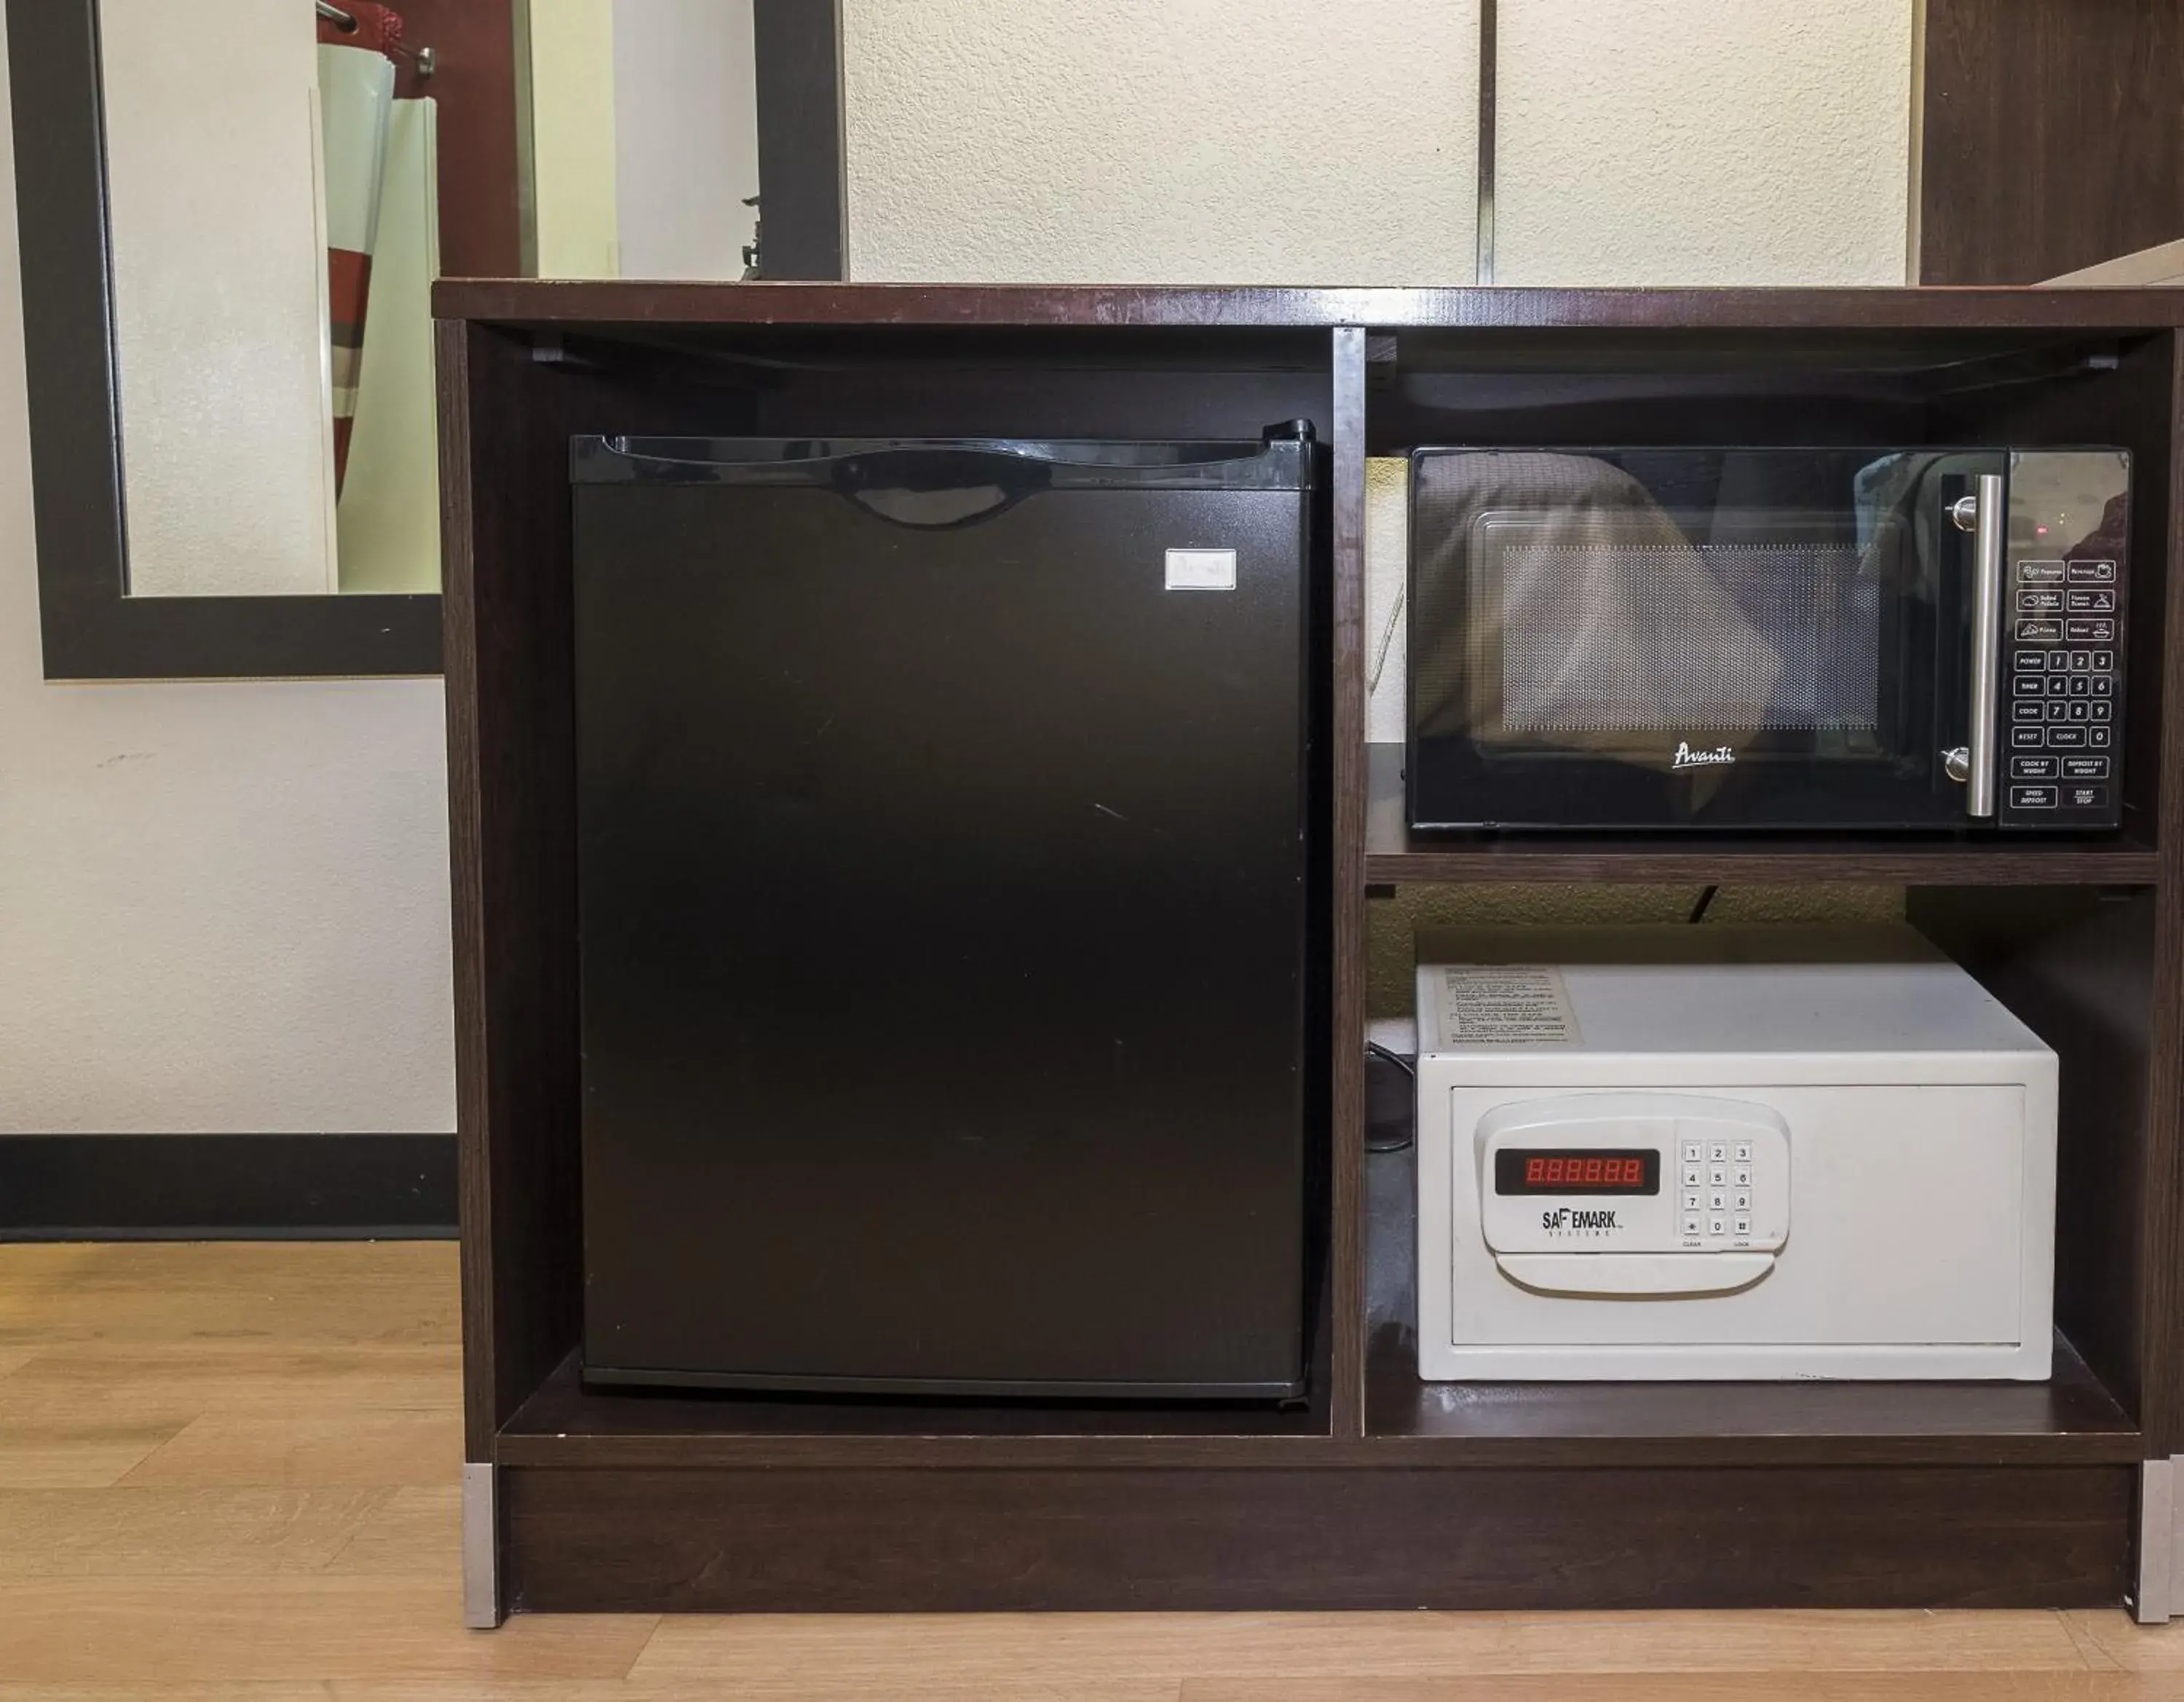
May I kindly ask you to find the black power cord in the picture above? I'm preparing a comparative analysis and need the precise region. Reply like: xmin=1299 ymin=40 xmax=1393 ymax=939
xmin=1365 ymin=1041 xmax=1416 ymax=1153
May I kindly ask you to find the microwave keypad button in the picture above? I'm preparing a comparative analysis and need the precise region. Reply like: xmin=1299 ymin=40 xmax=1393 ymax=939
xmin=2020 ymin=560 xmax=2066 ymax=584
xmin=2011 ymin=727 xmax=2045 ymax=749
xmin=2014 ymin=702 xmax=2046 ymax=723
xmin=2011 ymin=784 xmax=2060 ymax=809
xmin=2069 ymin=675 xmax=2091 ymax=696
xmin=2017 ymin=587 xmax=2063 ymax=613
xmin=2095 ymin=650 xmax=2115 ymax=670
xmin=2051 ymin=726 xmax=2089 ymax=748
xmin=2011 ymin=756 xmax=2057 ymax=778
xmin=2092 ymin=701 xmax=2113 ymax=722
xmin=2092 ymin=674 xmax=2114 ymax=697
xmin=2088 ymin=727 xmax=2113 ymax=748
xmin=2068 ymin=588 xmax=2118 ymax=613
xmin=2066 ymin=618 xmax=2116 ymax=641
xmin=2066 ymin=784 xmax=2108 ymax=810
xmin=2067 ymin=559 xmax=2116 ymax=583
xmin=2013 ymin=674 xmax=2043 ymax=697
xmin=2068 ymin=650 xmax=2091 ymax=670
xmin=2070 ymin=702 xmax=2092 ymax=722
xmin=2017 ymin=619 xmax=2062 ymax=642
xmin=2062 ymin=756 xmax=2110 ymax=780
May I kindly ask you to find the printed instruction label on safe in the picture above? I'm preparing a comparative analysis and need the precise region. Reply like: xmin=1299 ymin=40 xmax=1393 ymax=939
xmin=1440 ymin=967 xmax=1581 ymax=1047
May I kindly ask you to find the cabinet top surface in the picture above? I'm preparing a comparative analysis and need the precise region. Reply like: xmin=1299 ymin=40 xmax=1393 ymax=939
xmin=432 ymin=279 xmax=2184 ymax=332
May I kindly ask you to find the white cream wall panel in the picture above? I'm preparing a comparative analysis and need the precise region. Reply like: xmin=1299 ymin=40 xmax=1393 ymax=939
xmin=98 ymin=0 xmax=335 ymax=595
xmin=613 ymin=0 xmax=760 ymax=280
xmin=841 ymin=0 xmax=1479 ymax=284
xmin=1494 ymin=0 xmax=1914 ymax=287
xmin=531 ymin=0 xmax=622 ymax=278
xmin=0 ymin=27 xmax=455 ymax=1134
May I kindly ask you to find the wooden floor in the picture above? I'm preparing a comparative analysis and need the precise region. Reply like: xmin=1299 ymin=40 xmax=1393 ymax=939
xmin=2 ymin=1244 xmax=2183 ymax=1701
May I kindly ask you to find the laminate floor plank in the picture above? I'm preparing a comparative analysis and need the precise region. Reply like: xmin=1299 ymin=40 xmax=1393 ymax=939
xmin=0 ymin=1414 xmax=194 ymax=1488
xmin=0 ymin=1342 xmax=459 ymax=1419
xmin=122 ymin=1409 xmax=460 ymax=1488
xmin=0 ymin=1486 xmax=391 ymax=1575
xmin=0 ymin=1578 xmax=657 ymax=1685
xmin=0 ymin=1242 xmax=459 ymax=1348
xmin=630 ymin=1610 xmax=2096 ymax=1683
xmin=1179 ymin=1678 xmax=2184 ymax=1701
xmin=320 ymin=1484 xmax=461 ymax=1579
xmin=2070 ymin=1613 xmax=2184 ymax=1671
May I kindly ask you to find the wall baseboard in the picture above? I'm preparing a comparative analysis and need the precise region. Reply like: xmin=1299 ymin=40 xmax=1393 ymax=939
xmin=0 ymin=1133 xmax=457 ymax=1240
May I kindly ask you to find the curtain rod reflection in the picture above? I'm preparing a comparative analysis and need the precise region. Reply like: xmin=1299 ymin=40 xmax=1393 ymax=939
xmin=315 ymin=1 xmax=435 ymax=79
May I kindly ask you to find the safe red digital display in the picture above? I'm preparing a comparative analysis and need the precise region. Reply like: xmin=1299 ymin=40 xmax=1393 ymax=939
xmin=1493 ymin=1148 xmax=1659 ymax=1196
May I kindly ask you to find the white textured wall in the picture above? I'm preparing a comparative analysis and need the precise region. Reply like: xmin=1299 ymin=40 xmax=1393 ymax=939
xmin=0 ymin=26 xmax=455 ymax=1133
xmin=98 ymin=0 xmax=335 ymax=595
xmin=1495 ymin=0 xmax=1914 ymax=286
xmin=614 ymin=0 xmax=759 ymax=280
xmin=842 ymin=0 xmax=1480 ymax=284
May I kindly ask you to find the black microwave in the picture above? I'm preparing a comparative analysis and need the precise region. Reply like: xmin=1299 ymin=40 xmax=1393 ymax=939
xmin=1406 ymin=446 xmax=2131 ymax=833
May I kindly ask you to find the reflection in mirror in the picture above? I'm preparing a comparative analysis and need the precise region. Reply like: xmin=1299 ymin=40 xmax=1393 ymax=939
xmin=99 ymin=0 xmax=443 ymax=596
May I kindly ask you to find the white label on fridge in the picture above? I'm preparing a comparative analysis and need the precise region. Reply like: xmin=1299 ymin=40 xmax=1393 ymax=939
xmin=1439 ymin=967 xmax=1581 ymax=1047
xmin=1164 ymin=547 xmax=1237 ymax=590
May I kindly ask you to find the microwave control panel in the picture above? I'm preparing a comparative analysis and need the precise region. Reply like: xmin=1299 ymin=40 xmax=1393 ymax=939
xmin=2000 ymin=451 xmax=2129 ymax=829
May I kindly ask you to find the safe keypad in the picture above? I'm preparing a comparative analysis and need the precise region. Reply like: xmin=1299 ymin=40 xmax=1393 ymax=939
xmin=1679 ymin=1139 xmax=1753 ymax=1242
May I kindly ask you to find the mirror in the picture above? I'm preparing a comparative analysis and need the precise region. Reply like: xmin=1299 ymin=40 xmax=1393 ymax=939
xmin=9 ymin=0 xmax=773 ymax=674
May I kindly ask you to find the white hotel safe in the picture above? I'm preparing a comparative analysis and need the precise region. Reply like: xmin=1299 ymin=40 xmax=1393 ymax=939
xmin=1415 ymin=926 xmax=2057 ymax=1381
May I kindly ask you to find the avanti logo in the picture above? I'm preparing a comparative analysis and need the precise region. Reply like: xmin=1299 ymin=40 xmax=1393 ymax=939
xmin=1671 ymin=740 xmax=1737 ymax=771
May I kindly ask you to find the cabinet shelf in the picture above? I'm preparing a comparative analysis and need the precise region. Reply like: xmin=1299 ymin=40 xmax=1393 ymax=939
xmin=1361 ymin=1330 xmax=2139 ymax=1467
xmin=494 ymin=1349 xmax=1333 ymax=1471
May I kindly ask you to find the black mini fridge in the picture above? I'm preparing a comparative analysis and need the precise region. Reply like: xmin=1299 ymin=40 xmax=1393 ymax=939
xmin=571 ymin=427 xmax=1323 ymax=1398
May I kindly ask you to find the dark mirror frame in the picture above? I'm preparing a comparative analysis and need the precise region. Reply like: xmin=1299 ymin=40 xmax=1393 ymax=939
xmin=6 ymin=0 xmax=442 ymax=679
xmin=6 ymin=0 xmax=841 ymax=681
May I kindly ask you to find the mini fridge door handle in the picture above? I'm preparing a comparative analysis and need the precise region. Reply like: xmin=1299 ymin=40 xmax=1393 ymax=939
xmin=1956 ymin=472 xmax=2007 ymax=819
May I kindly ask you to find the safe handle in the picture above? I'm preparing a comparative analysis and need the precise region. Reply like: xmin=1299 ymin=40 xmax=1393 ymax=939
xmin=1952 ymin=472 xmax=2006 ymax=819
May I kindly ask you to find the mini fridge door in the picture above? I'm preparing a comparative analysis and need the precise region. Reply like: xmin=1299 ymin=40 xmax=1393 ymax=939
xmin=571 ymin=431 xmax=1322 ymax=1398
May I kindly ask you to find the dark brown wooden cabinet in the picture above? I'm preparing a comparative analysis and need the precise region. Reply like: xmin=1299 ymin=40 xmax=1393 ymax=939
xmin=436 ymin=282 xmax=2184 ymax=1623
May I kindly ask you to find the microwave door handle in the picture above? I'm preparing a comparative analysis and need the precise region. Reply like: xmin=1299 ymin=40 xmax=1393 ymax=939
xmin=1952 ymin=471 xmax=2007 ymax=818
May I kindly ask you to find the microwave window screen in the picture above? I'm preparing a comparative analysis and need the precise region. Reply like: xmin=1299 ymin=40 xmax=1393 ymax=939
xmin=1481 ymin=521 xmax=1883 ymax=736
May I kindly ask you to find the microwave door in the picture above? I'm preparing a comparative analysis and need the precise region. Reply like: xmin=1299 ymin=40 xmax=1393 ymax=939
xmin=1885 ymin=451 xmax=2007 ymax=828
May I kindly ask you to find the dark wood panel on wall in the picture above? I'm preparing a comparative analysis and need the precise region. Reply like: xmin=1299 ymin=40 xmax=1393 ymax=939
xmin=503 ymin=1464 xmax=2132 ymax=1612
xmin=1922 ymin=0 xmax=2184 ymax=284
xmin=390 ymin=0 xmax=523 ymax=277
